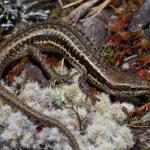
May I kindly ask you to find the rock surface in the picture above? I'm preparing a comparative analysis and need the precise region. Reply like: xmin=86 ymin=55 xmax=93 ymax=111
xmin=82 ymin=17 xmax=108 ymax=49
xmin=130 ymin=128 xmax=150 ymax=150
xmin=129 ymin=0 xmax=150 ymax=31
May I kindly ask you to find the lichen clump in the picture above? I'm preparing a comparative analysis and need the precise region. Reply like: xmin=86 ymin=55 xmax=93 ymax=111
xmin=0 ymin=72 xmax=134 ymax=149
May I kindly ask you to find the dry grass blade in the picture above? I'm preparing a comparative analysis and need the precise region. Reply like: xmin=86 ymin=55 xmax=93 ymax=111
xmin=90 ymin=0 xmax=111 ymax=17
xmin=58 ymin=0 xmax=63 ymax=7
xmin=61 ymin=0 xmax=86 ymax=9
xmin=62 ymin=0 xmax=100 ymax=24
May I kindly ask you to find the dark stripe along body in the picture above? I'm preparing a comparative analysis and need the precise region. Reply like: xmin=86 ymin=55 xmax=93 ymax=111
xmin=0 ymin=23 xmax=150 ymax=97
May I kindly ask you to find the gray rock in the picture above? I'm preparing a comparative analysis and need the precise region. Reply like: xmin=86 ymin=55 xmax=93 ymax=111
xmin=129 ymin=0 xmax=150 ymax=31
xmin=82 ymin=17 xmax=108 ymax=49
xmin=23 ymin=64 xmax=49 ymax=87
xmin=143 ymin=28 xmax=150 ymax=40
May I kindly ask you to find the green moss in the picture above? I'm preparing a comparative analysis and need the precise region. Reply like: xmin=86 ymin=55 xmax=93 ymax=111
xmin=104 ymin=47 xmax=114 ymax=60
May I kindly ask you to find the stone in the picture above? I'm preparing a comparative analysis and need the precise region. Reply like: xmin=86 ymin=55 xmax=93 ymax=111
xmin=82 ymin=17 xmax=108 ymax=49
xmin=129 ymin=0 xmax=150 ymax=31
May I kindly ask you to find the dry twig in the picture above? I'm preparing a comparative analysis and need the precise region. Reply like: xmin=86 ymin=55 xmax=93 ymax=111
xmin=62 ymin=0 xmax=101 ymax=24
xmin=58 ymin=0 xmax=63 ymax=7
xmin=60 ymin=0 xmax=86 ymax=9
xmin=65 ymin=100 xmax=85 ymax=131
xmin=90 ymin=0 xmax=111 ymax=17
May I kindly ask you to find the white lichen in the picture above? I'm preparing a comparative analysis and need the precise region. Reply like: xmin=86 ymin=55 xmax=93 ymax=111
xmin=20 ymin=132 xmax=34 ymax=148
xmin=0 ymin=66 xmax=134 ymax=149
xmin=110 ymin=103 xmax=127 ymax=124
